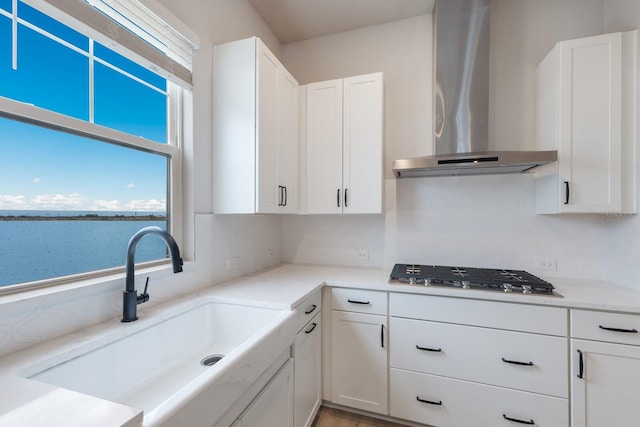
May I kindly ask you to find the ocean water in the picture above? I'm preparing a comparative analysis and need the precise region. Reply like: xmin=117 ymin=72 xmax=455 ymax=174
xmin=0 ymin=211 xmax=167 ymax=287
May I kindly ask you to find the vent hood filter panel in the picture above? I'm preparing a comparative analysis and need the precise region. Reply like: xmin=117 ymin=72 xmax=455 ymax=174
xmin=393 ymin=151 xmax=558 ymax=178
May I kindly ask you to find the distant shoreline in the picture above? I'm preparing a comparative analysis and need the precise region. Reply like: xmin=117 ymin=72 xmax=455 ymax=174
xmin=0 ymin=214 xmax=166 ymax=221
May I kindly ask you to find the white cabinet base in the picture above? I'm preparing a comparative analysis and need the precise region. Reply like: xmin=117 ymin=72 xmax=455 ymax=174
xmin=238 ymin=358 xmax=294 ymax=427
xmin=391 ymin=368 xmax=568 ymax=427
xmin=571 ymin=339 xmax=640 ymax=427
xmin=330 ymin=310 xmax=387 ymax=415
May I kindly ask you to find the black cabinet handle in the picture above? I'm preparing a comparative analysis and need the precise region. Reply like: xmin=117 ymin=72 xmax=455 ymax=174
xmin=501 ymin=357 xmax=534 ymax=366
xmin=416 ymin=345 xmax=442 ymax=352
xmin=278 ymin=186 xmax=284 ymax=206
xmin=577 ymin=349 xmax=584 ymax=379
xmin=381 ymin=324 xmax=385 ymax=348
xmin=304 ymin=304 xmax=317 ymax=315
xmin=347 ymin=299 xmax=370 ymax=305
xmin=564 ymin=181 xmax=570 ymax=205
xmin=416 ymin=396 xmax=442 ymax=406
xmin=599 ymin=325 xmax=638 ymax=333
xmin=283 ymin=186 xmax=287 ymax=207
xmin=305 ymin=322 xmax=317 ymax=334
xmin=503 ymin=414 xmax=534 ymax=425
xmin=344 ymin=188 xmax=348 ymax=207
xmin=337 ymin=189 xmax=341 ymax=207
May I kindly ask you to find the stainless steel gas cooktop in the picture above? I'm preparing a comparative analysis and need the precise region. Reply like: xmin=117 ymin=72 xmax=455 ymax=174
xmin=389 ymin=264 xmax=560 ymax=297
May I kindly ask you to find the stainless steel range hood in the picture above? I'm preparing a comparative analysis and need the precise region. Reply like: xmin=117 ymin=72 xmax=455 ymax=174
xmin=393 ymin=0 xmax=557 ymax=178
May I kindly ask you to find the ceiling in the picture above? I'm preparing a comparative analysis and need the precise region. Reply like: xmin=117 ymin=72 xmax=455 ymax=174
xmin=248 ymin=0 xmax=435 ymax=44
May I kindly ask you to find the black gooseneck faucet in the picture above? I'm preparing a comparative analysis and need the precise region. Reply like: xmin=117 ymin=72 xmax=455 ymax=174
xmin=122 ymin=226 xmax=183 ymax=322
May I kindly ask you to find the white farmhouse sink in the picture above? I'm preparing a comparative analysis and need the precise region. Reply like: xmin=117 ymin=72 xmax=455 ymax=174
xmin=22 ymin=300 xmax=297 ymax=427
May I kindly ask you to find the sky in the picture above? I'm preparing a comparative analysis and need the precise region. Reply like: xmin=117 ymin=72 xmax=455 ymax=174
xmin=0 ymin=1 xmax=168 ymax=212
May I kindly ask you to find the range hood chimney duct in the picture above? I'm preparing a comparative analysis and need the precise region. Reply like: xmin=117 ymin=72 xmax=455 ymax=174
xmin=393 ymin=0 xmax=556 ymax=178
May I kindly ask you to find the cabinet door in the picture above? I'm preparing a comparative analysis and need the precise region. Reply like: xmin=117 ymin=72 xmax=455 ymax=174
xmin=558 ymin=33 xmax=622 ymax=213
xmin=256 ymin=40 xmax=280 ymax=213
xmin=241 ymin=359 xmax=294 ymax=427
xmin=213 ymin=37 xmax=258 ymax=214
xmin=278 ymin=67 xmax=299 ymax=213
xmin=331 ymin=310 xmax=387 ymax=414
xmin=305 ymin=79 xmax=344 ymax=214
xmin=343 ymin=73 xmax=383 ymax=214
xmin=293 ymin=315 xmax=321 ymax=427
xmin=571 ymin=339 xmax=640 ymax=426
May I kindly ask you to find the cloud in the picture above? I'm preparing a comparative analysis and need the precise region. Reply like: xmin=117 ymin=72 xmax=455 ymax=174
xmin=92 ymin=200 xmax=121 ymax=210
xmin=124 ymin=199 xmax=166 ymax=212
xmin=30 ymin=193 xmax=84 ymax=210
xmin=0 ymin=194 xmax=26 ymax=209
xmin=32 ymin=177 xmax=41 ymax=184
xmin=126 ymin=183 xmax=135 ymax=188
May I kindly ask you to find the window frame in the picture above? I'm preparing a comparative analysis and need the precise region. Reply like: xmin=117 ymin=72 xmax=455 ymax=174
xmin=0 ymin=0 xmax=187 ymax=294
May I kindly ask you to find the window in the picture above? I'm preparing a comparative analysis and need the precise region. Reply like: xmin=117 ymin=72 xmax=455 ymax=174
xmin=0 ymin=0 xmax=194 ymax=289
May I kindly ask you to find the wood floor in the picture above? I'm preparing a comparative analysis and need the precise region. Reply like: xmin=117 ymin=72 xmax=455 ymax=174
xmin=312 ymin=406 xmax=409 ymax=427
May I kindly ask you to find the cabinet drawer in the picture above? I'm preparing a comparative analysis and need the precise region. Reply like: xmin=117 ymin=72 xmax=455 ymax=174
xmin=390 ymin=368 xmax=568 ymax=427
xmin=390 ymin=292 xmax=567 ymax=336
xmin=390 ymin=317 xmax=568 ymax=398
xmin=331 ymin=288 xmax=387 ymax=315
xmin=571 ymin=309 xmax=640 ymax=345
xmin=295 ymin=290 xmax=322 ymax=333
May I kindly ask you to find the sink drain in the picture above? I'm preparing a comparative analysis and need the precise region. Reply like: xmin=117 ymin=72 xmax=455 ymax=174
xmin=200 ymin=354 xmax=224 ymax=367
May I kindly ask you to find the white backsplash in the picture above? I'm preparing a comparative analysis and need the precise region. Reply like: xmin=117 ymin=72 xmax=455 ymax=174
xmin=283 ymin=175 xmax=607 ymax=279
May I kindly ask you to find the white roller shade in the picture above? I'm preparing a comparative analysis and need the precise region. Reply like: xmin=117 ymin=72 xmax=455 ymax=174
xmin=23 ymin=0 xmax=198 ymax=87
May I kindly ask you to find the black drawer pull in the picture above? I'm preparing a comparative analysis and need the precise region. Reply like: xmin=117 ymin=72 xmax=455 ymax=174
xmin=416 ymin=345 xmax=442 ymax=352
xmin=564 ymin=181 xmax=570 ymax=205
xmin=502 ymin=358 xmax=534 ymax=366
xmin=304 ymin=304 xmax=317 ymax=315
xmin=347 ymin=299 xmax=370 ymax=305
xmin=503 ymin=414 xmax=534 ymax=425
xmin=599 ymin=325 xmax=638 ymax=333
xmin=577 ymin=349 xmax=584 ymax=379
xmin=416 ymin=396 xmax=442 ymax=406
xmin=305 ymin=322 xmax=317 ymax=334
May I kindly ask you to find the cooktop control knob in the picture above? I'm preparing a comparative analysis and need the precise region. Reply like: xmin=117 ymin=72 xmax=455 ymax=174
xmin=461 ymin=281 xmax=471 ymax=289
xmin=522 ymin=285 xmax=532 ymax=294
xmin=409 ymin=277 xmax=416 ymax=285
xmin=503 ymin=283 xmax=513 ymax=293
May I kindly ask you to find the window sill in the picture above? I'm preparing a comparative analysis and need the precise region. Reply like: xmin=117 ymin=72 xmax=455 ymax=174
xmin=0 ymin=260 xmax=195 ymax=308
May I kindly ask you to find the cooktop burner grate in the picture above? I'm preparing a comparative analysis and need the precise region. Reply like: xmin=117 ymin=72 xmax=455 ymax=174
xmin=389 ymin=264 xmax=559 ymax=296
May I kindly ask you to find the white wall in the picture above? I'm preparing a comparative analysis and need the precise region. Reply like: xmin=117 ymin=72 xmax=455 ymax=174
xmin=489 ymin=0 xmax=604 ymax=150
xmin=283 ymin=14 xmax=433 ymax=167
xmin=280 ymin=0 xmax=640 ymax=287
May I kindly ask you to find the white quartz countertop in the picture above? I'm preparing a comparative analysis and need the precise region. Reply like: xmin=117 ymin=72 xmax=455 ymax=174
xmin=3 ymin=262 xmax=640 ymax=427
xmin=205 ymin=263 xmax=640 ymax=314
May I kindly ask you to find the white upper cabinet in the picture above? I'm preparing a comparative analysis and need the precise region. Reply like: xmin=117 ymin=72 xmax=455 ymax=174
xmin=535 ymin=31 xmax=638 ymax=214
xmin=213 ymin=37 xmax=299 ymax=214
xmin=303 ymin=73 xmax=383 ymax=214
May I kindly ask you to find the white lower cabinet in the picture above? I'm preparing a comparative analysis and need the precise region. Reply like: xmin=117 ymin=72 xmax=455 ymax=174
xmin=330 ymin=290 xmax=388 ymax=415
xmin=571 ymin=310 xmax=640 ymax=426
xmin=293 ymin=311 xmax=321 ymax=427
xmin=391 ymin=368 xmax=568 ymax=427
xmin=235 ymin=358 xmax=294 ymax=427
xmin=389 ymin=293 xmax=569 ymax=427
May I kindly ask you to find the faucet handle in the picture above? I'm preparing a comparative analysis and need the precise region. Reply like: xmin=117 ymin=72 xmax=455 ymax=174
xmin=137 ymin=277 xmax=150 ymax=304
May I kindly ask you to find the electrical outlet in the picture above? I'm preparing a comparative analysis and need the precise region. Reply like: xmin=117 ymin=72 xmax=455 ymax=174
xmin=356 ymin=250 xmax=369 ymax=261
xmin=535 ymin=256 xmax=557 ymax=271
xmin=226 ymin=257 xmax=239 ymax=270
